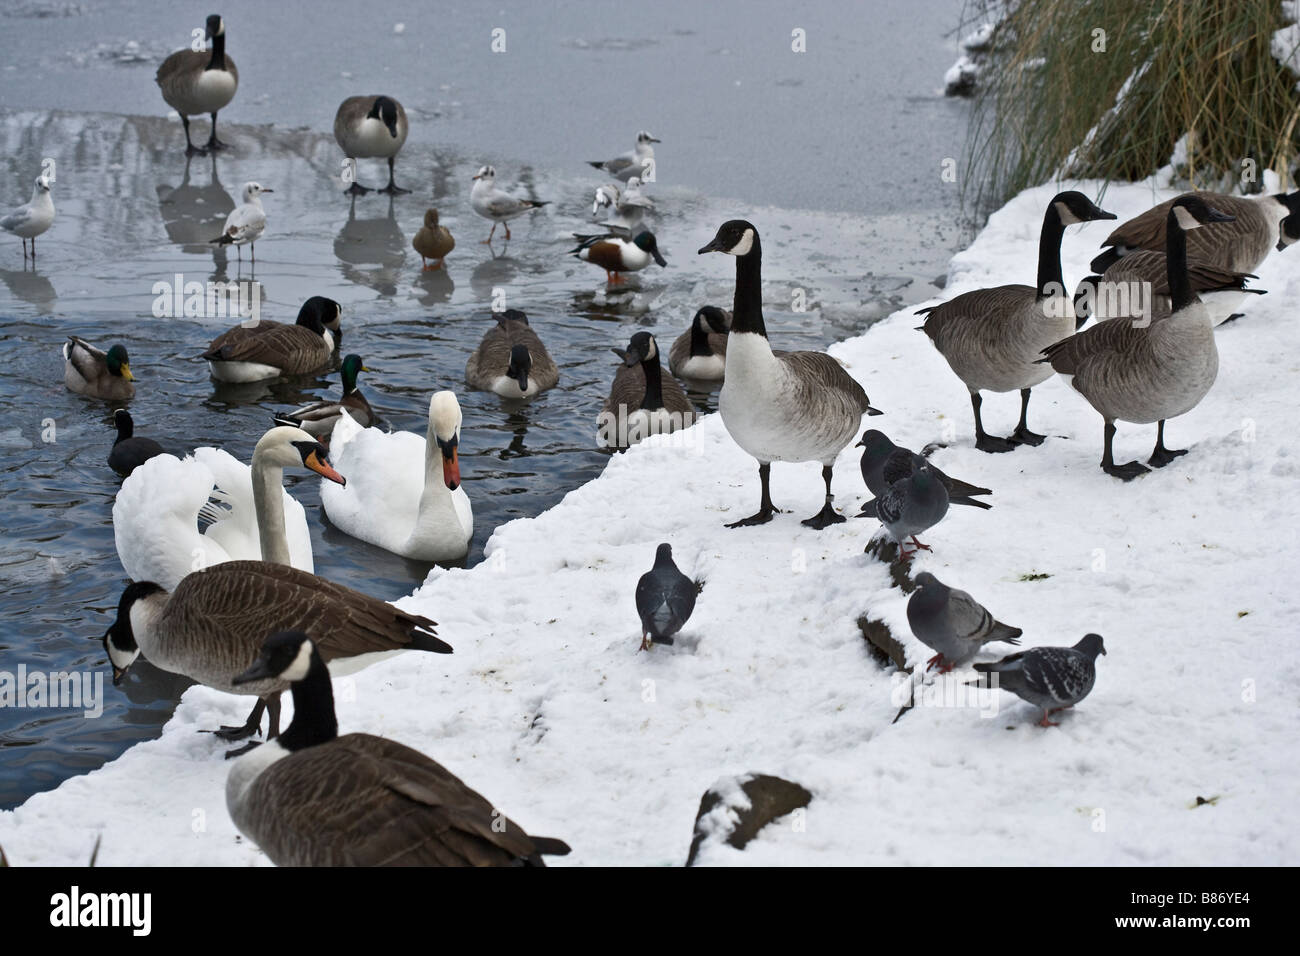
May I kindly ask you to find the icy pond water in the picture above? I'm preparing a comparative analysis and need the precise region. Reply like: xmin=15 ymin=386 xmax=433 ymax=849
xmin=0 ymin=0 xmax=970 ymax=808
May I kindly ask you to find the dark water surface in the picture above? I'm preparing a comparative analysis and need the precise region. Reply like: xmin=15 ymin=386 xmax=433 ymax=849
xmin=0 ymin=0 xmax=970 ymax=808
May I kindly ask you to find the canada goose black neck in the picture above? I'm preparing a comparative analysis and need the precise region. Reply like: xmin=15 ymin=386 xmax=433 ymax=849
xmin=1165 ymin=206 xmax=1195 ymax=313
xmin=277 ymin=647 xmax=338 ymax=753
xmin=1035 ymin=202 xmax=1067 ymax=300
xmin=732 ymin=231 xmax=768 ymax=338
xmin=689 ymin=312 xmax=713 ymax=356
xmin=640 ymin=350 xmax=666 ymax=411
xmin=207 ymin=26 xmax=227 ymax=72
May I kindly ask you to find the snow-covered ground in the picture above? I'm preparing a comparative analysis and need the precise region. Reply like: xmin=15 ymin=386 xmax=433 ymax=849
xmin=4 ymin=176 xmax=1297 ymax=865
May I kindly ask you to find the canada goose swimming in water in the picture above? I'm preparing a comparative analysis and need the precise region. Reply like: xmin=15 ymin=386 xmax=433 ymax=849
xmin=973 ymin=634 xmax=1105 ymax=727
xmin=210 ymin=181 xmax=271 ymax=261
xmin=412 ymin=208 xmax=454 ymax=270
xmin=273 ymin=354 xmax=375 ymax=438
xmin=334 ymin=95 xmax=409 ymax=195
xmin=227 ymin=629 xmax=570 ymax=865
xmin=102 ymin=563 xmax=451 ymax=750
xmin=464 ymin=309 xmax=559 ymax=399
xmin=668 ymin=305 xmax=731 ymax=380
xmin=1091 ymin=190 xmax=1300 ymax=274
xmin=108 ymin=409 xmax=164 ymax=477
xmin=855 ymin=429 xmax=992 ymax=510
xmin=571 ymin=231 xmax=666 ymax=284
xmin=321 ymin=392 xmax=474 ymax=562
xmin=156 ymin=13 xmax=238 ymax=155
xmin=114 ymin=425 xmax=343 ymax=591
xmin=2 ymin=174 xmax=54 ymax=260
xmin=1040 ymin=195 xmax=1230 ymax=481
xmin=699 ymin=220 xmax=882 ymax=529
xmin=1073 ymin=249 xmax=1264 ymax=328
xmin=635 ymin=544 xmax=696 ymax=652
xmin=588 ymin=130 xmax=660 ymax=183
xmin=63 ymin=336 xmax=135 ymax=401
xmin=203 ymin=295 xmax=341 ymax=383
xmin=598 ymin=331 xmax=696 ymax=449
xmin=916 ymin=191 xmax=1117 ymax=454
xmin=469 ymin=165 xmax=549 ymax=242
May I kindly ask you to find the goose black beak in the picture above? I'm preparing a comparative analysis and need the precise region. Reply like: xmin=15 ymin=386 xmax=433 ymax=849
xmin=1206 ymin=209 xmax=1235 ymax=224
xmin=1278 ymin=239 xmax=1290 ymax=252
xmin=866 ymin=405 xmax=885 ymax=417
xmin=232 ymin=658 xmax=275 ymax=686
xmin=697 ymin=237 xmax=723 ymax=255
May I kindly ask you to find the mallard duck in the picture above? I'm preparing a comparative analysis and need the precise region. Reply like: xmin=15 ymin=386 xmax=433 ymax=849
xmin=63 ymin=336 xmax=135 ymax=401
xmin=274 ymin=354 xmax=375 ymax=437
xmin=412 ymin=208 xmax=455 ymax=270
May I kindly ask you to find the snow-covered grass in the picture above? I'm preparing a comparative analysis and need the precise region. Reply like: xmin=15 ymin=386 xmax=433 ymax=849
xmin=3 ymin=177 xmax=1298 ymax=865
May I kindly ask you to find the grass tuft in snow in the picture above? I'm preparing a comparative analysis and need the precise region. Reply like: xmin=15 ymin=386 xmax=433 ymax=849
xmin=961 ymin=0 xmax=1300 ymax=210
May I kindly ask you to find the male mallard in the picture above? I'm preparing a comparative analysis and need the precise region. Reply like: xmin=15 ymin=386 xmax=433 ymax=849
xmin=273 ymin=354 xmax=376 ymax=437
xmin=64 ymin=336 xmax=135 ymax=401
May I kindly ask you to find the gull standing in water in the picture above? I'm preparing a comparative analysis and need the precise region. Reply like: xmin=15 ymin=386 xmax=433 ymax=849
xmin=211 ymin=181 xmax=271 ymax=261
xmin=1 ymin=174 xmax=54 ymax=261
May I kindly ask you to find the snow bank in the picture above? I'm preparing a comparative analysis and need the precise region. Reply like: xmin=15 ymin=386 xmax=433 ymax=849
xmin=3 ymin=178 xmax=1297 ymax=865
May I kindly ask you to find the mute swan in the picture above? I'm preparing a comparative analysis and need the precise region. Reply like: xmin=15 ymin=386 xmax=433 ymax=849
xmin=321 ymin=392 xmax=473 ymax=562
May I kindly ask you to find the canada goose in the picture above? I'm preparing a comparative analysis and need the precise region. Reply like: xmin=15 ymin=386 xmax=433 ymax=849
xmin=273 ymin=354 xmax=375 ymax=438
xmin=916 ymin=191 xmax=1117 ymax=453
xmin=668 ymin=305 xmax=731 ymax=380
xmin=699 ymin=220 xmax=883 ymax=529
xmin=469 ymin=166 xmax=549 ymax=242
xmin=464 ymin=309 xmax=559 ymax=399
xmin=1073 ymin=249 xmax=1264 ymax=327
xmin=973 ymin=634 xmax=1105 ymax=727
xmin=1 ymin=175 xmax=54 ymax=260
xmin=412 ymin=208 xmax=454 ymax=269
xmin=334 ymin=95 xmax=409 ymax=195
xmin=227 ymin=630 xmax=570 ymax=865
xmin=635 ymin=544 xmax=696 ymax=651
xmin=1040 ymin=195 xmax=1229 ymax=481
xmin=598 ymin=332 xmax=696 ymax=449
xmin=571 ymin=231 xmax=666 ymax=284
xmin=114 ymin=425 xmax=343 ymax=591
xmin=321 ymin=392 xmax=474 ymax=562
xmin=108 ymin=409 xmax=164 ymax=477
xmin=210 ymin=181 xmax=271 ymax=260
xmin=1277 ymin=211 xmax=1300 ymax=251
xmin=588 ymin=130 xmax=660 ymax=183
xmin=101 ymin=562 xmax=451 ymax=749
xmin=156 ymin=13 xmax=238 ymax=155
xmin=203 ymin=295 xmax=341 ymax=382
xmin=1091 ymin=190 xmax=1300 ymax=274
xmin=63 ymin=336 xmax=135 ymax=401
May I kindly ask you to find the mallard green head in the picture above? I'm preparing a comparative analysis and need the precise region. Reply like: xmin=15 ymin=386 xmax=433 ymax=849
xmin=106 ymin=344 xmax=134 ymax=381
xmin=340 ymin=354 xmax=370 ymax=392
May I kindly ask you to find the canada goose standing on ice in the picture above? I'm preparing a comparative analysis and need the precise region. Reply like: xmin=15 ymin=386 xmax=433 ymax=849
xmin=156 ymin=14 xmax=238 ymax=155
xmin=226 ymin=630 xmax=570 ymax=865
xmin=598 ymin=331 xmax=695 ymax=448
xmin=101 ymin=562 xmax=452 ymax=751
xmin=210 ymin=181 xmax=271 ymax=261
xmin=63 ymin=336 xmax=135 ymax=401
xmin=465 ymin=309 xmax=559 ymax=399
xmin=470 ymin=166 xmax=549 ymax=242
xmin=108 ymin=409 xmax=164 ymax=477
xmin=1040 ymin=195 xmax=1230 ymax=481
xmin=1091 ymin=190 xmax=1300 ymax=274
xmin=668 ymin=305 xmax=731 ymax=380
xmin=412 ymin=208 xmax=454 ymax=269
xmin=334 ymin=95 xmax=409 ymax=195
xmin=1 ymin=174 xmax=54 ymax=260
xmin=698 ymin=220 xmax=882 ymax=528
xmin=203 ymin=295 xmax=341 ymax=382
xmin=916 ymin=191 xmax=1116 ymax=453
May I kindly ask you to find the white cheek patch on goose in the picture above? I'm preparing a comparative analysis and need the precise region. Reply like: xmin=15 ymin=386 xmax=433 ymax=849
xmin=1172 ymin=206 xmax=1203 ymax=231
xmin=280 ymin=640 xmax=314 ymax=683
xmin=1054 ymin=201 xmax=1083 ymax=225
xmin=728 ymin=228 xmax=755 ymax=256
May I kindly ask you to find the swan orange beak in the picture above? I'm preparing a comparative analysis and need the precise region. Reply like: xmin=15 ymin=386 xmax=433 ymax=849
xmin=442 ymin=445 xmax=460 ymax=491
xmin=305 ymin=448 xmax=346 ymax=486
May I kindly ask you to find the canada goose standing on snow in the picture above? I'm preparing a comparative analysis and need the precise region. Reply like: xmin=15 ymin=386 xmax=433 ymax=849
xmin=1074 ymin=249 xmax=1264 ymax=328
xmin=101 ymin=562 xmax=452 ymax=751
xmin=156 ymin=14 xmax=238 ymax=155
xmin=588 ymin=130 xmax=660 ymax=183
xmin=465 ymin=309 xmax=559 ymax=399
xmin=273 ymin=354 xmax=375 ymax=437
xmin=470 ymin=165 xmax=549 ymax=242
xmin=1040 ymin=195 xmax=1230 ymax=481
xmin=1 ymin=174 xmax=54 ymax=260
xmin=412 ymin=208 xmax=454 ymax=269
xmin=699 ymin=220 xmax=882 ymax=529
xmin=334 ymin=95 xmax=409 ymax=195
xmin=63 ymin=336 xmax=135 ymax=401
xmin=916 ymin=191 xmax=1116 ymax=453
xmin=226 ymin=630 xmax=571 ymax=865
xmin=203 ymin=295 xmax=341 ymax=382
xmin=598 ymin=331 xmax=695 ymax=448
xmin=108 ymin=409 xmax=164 ymax=477
xmin=668 ymin=305 xmax=731 ymax=380
xmin=210 ymin=181 xmax=271 ymax=261
xmin=1091 ymin=190 xmax=1300 ymax=274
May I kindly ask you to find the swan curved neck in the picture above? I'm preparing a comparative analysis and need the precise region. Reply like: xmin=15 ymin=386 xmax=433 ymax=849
xmin=250 ymin=453 xmax=291 ymax=565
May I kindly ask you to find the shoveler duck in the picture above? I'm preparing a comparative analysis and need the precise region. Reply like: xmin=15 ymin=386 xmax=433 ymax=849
xmin=273 ymin=354 xmax=376 ymax=438
xmin=571 ymin=231 xmax=666 ymax=284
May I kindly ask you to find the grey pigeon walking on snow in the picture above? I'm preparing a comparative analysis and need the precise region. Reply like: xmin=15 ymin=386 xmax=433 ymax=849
xmin=856 ymin=430 xmax=992 ymax=511
xmin=907 ymin=572 xmax=1022 ymax=672
xmin=859 ymin=463 xmax=949 ymax=557
xmin=635 ymin=543 xmax=697 ymax=651
xmin=973 ymin=633 xmax=1106 ymax=726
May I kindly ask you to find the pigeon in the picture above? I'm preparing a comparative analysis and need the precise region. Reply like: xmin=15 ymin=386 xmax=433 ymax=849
xmin=856 ymin=430 xmax=992 ymax=511
xmin=107 ymin=409 xmax=165 ymax=477
xmin=859 ymin=464 xmax=949 ymax=557
xmin=907 ymin=572 xmax=1021 ymax=672
xmin=635 ymin=543 xmax=696 ymax=651
xmin=973 ymin=633 xmax=1106 ymax=726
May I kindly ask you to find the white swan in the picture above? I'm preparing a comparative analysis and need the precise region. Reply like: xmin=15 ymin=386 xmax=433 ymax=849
xmin=114 ymin=426 xmax=345 ymax=590
xmin=321 ymin=392 xmax=473 ymax=562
